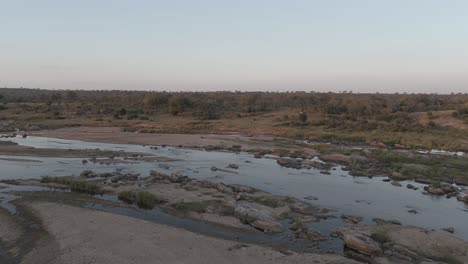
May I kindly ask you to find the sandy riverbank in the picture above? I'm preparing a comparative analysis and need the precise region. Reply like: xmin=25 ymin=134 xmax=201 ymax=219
xmin=30 ymin=126 xmax=304 ymax=151
xmin=1 ymin=200 xmax=358 ymax=264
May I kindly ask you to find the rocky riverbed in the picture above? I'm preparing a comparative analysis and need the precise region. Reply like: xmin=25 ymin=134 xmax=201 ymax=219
xmin=1 ymin=131 xmax=468 ymax=263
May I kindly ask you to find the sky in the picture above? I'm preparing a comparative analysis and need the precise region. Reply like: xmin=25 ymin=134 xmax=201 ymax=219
xmin=1 ymin=0 xmax=467 ymax=93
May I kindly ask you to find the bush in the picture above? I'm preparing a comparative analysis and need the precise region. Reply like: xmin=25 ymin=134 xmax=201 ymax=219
xmin=40 ymin=176 xmax=103 ymax=195
xmin=118 ymin=190 xmax=164 ymax=209
xmin=252 ymin=196 xmax=295 ymax=208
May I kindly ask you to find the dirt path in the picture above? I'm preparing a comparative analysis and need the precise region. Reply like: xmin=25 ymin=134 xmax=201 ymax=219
xmin=15 ymin=201 xmax=357 ymax=264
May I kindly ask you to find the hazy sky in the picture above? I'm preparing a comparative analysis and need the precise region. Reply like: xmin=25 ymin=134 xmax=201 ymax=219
xmin=1 ymin=0 xmax=468 ymax=93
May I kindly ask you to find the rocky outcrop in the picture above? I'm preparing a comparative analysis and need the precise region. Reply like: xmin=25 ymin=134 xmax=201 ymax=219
xmin=319 ymin=154 xmax=352 ymax=165
xmin=457 ymin=190 xmax=468 ymax=203
xmin=233 ymin=202 xmax=282 ymax=233
xmin=339 ymin=224 xmax=468 ymax=264
xmin=342 ymin=231 xmax=382 ymax=256
xmin=424 ymin=184 xmax=459 ymax=197
xmin=227 ymin=164 xmax=239 ymax=169
xmin=389 ymin=172 xmax=411 ymax=181
xmin=341 ymin=215 xmax=363 ymax=224
xmin=276 ymin=158 xmax=302 ymax=169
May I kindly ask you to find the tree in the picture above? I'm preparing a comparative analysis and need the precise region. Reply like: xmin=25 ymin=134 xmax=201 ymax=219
xmin=298 ymin=111 xmax=308 ymax=122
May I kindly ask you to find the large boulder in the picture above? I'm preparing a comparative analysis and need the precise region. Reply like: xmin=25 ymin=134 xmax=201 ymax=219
xmin=234 ymin=202 xmax=282 ymax=233
xmin=216 ymin=183 xmax=234 ymax=194
xmin=250 ymin=220 xmax=282 ymax=233
xmin=340 ymin=224 xmax=468 ymax=263
xmin=319 ymin=154 xmax=352 ymax=165
xmin=295 ymin=226 xmax=327 ymax=242
xmin=458 ymin=190 xmax=468 ymax=203
xmin=341 ymin=231 xmax=382 ymax=256
xmin=385 ymin=226 xmax=468 ymax=261
xmin=276 ymin=158 xmax=302 ymax=169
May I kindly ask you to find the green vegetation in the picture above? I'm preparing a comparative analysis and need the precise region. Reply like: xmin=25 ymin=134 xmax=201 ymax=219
xmin=0 ymin=140 xmax=17 ymax=146
xmin=40 ymin=176 xmax=103 ymax=195
xmin=1 ymin=88 xmax=468 ymax=151
xmin=251 ymin=196 xmax=295 ymax=208
xmin=453 ymin=107 xmax=468 ymax=123
xmin=360 ymin=149 xmax=468 ymax=182
xmin=118 ymin=190 xmax=165 ymax=209
xmin=370 ymin=230 xmax=391 ymax=244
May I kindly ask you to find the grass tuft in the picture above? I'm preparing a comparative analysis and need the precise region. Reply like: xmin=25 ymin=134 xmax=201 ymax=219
xmin=118 ymin=190 xmax=165 ymax=209
xmin=40 ymin=176 xmax=103 ymax=195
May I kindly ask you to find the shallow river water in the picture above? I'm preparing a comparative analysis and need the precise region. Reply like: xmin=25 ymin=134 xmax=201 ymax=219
xmin=1 ymin=135 xmax=467 ymax=242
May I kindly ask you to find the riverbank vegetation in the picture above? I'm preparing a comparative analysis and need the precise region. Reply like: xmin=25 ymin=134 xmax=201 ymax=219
xmin=1 ymin=88 xmax=467 ymax=151
xmin=118 ymin=190 xmax=165 ymax=209
xmin=40 ymin=176 xmax=104 ymax=195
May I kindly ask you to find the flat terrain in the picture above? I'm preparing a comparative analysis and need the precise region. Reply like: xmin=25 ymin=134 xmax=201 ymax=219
xmin=0 ymin=197 xmax=358 ymax=264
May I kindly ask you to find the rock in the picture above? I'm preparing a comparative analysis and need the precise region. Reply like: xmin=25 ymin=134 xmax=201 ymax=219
xmin=391 ymin=181 xmax=402 ymax=187
xmin=407 ymin=209 xmax=418 ymax=214
xmin=235 ymin=193 xmax=248 ymax=201
xmin=442 ymin=227 xmax=455 ymax=233
xmin=382 ymin=178 xmax=391 ymax=182
xmin=414 ymin=177 xmax=431 ymax=184
xmin=394 ymin=144 xmax=406 ymax=149
xmin=80 ymin=170 xmax=94 ymax=178
xmin=458 ymin=192 xmax=468 ymax=203
xmin=276 ymin=158 xmax=302 ymax=169
xmin=425 ymin=186 xmax=445 ymax=195
xmin=320 ymin=170 xmax=331 ymax=175
xmin=234 ymin=202 xmax=282 ymax=232
xmin=230 ymin=184 xmax=255 ymax=193
xmin=227 ymin=164 xmax=239 ymax=169
xmin=210 ymin=166 xmax=218 ymax=171
xmin=158 ymin=164 xmax=170 ymax=169
xmin=391 ymin=244 xmax=420 ymax=261
xmin=319 ymin=153 xmax=352 ymax=165
xmin=253 ymin=152 xmax=264 ymax=159
xmin=289 ymin=202 xmax=321 ymax=215
xmin=346 ymin=223 xmax=468 ymax=262
xmin=390 ymin=172 xmax=409 ymax=181
xmin=369 ymin=141 xmax=386 ymax=148
xmin=384 ymin=225 xmax=468 ymax=261
xmin=341 ymin=215 xmax=363 ymax=224
xmin=304 ymin=195 xmax=319 ymax=201
xmin=22 ymin=134 xmax=27 ymax=138
xmin=81 ymin=159 xmax=88 ymax=164
xmin=168 ymin=172 xmax=183 ymax=183
xmin=406 ymin=184 xmax=415 ymax=189
xmin=295 ymin=227 xmax=327 ymax=242
xmin=372 ymin=218 xmax=401 ymax=225
xmin=341 ymin=232 xmax=382 ymax=256
xmin=216 ymin=183 xmax=233 ymax=194
xmin=250 ymin=220 xmax=282 ymax=233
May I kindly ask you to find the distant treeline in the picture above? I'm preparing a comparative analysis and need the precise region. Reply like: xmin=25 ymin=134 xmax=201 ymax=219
xmin=1 ymin=88 xmax=467 ymax=123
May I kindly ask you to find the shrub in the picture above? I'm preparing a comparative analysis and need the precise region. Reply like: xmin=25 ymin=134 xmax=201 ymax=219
xmin=40 ymin=176 xmax=103 ymax=195
xmin=118 ymin=190 xmax=164 ymax=209
xmin=252 ymin=196 xmax=295 ymax=208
